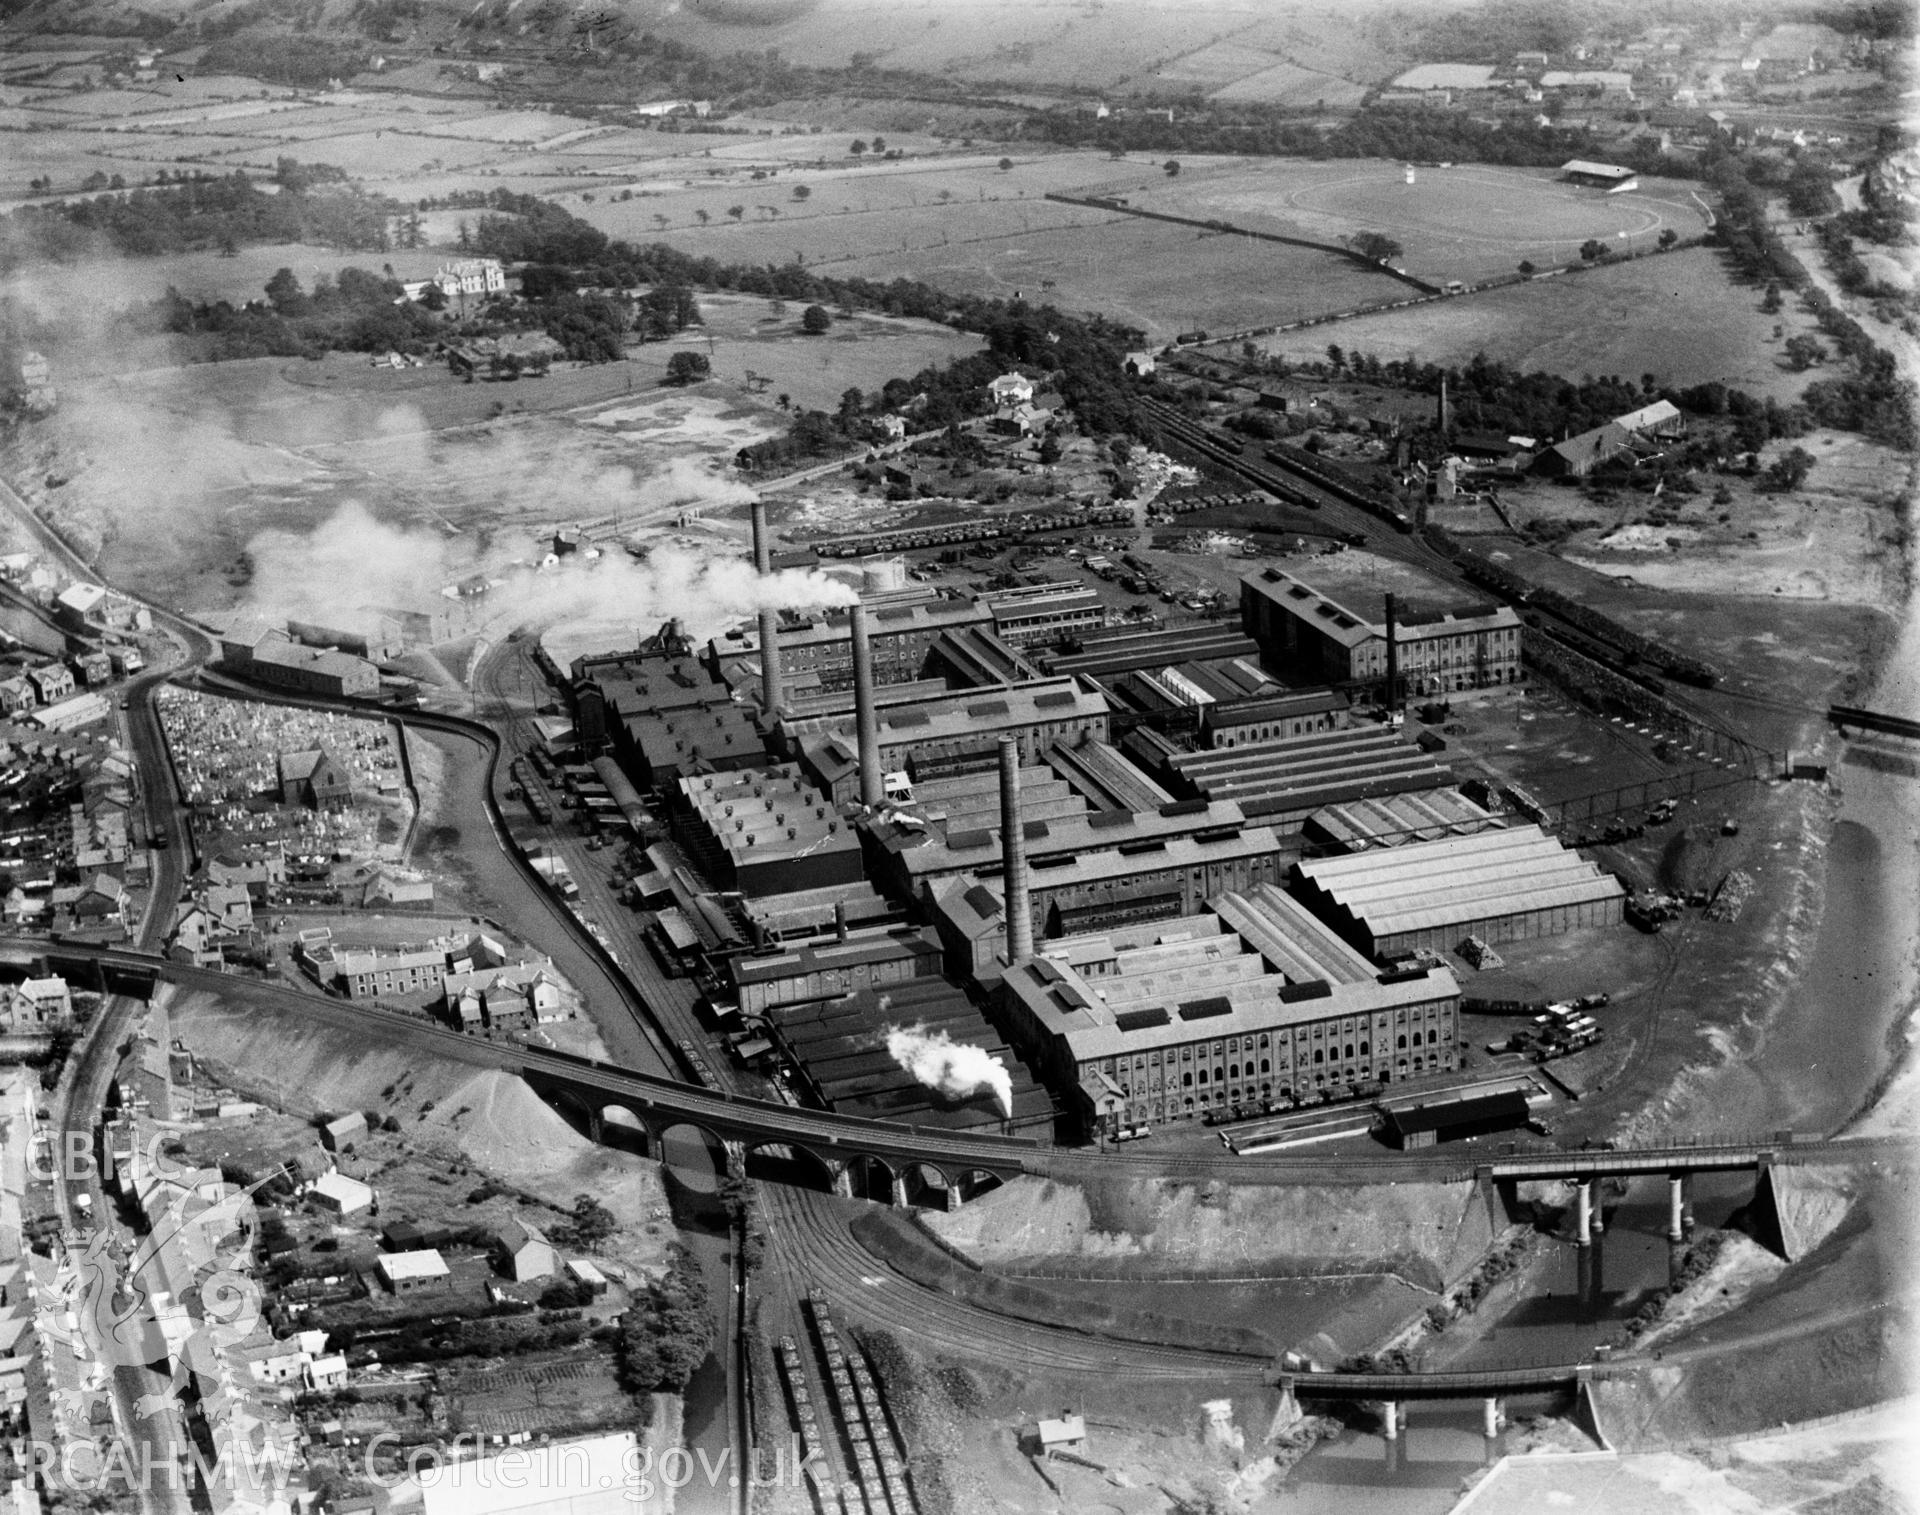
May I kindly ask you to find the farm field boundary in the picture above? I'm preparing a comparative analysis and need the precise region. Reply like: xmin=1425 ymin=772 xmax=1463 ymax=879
xmin=1044 ymin=190 xmax=1440 ymax=295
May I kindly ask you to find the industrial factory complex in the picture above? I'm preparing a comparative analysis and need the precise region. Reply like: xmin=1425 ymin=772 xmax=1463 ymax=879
xmin=532 ymin=493 xmax=1639 ymax=1144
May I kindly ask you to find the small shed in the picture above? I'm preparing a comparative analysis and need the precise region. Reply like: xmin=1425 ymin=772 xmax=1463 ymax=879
xmin=306 ymin=1354 xmax=350 ymax=1392
xmin=1380 ymin=1090 xmax=1531 ymax=1150
xmin=320 ymin=1112 xmax=368 ymax=1152
xmin=565 ymin=1258 xmax=610 ymax=1296
xmin=1036 ymin=1413 xmax=1087 ymax=1459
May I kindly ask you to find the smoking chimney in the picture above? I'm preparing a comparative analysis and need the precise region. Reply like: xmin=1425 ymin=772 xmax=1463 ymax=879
xmin=851 ymin=603 xmax=883 ymax=808
xmin=1384 ymin=591 xmax=1399 ymax=714
xmin=1436 ymin=376 xmax=1450 ymax=436
xmin=999 ymin=736 xmax=1034 ymax=963
xmin=750 ymin=497 xmax=784 ymax=715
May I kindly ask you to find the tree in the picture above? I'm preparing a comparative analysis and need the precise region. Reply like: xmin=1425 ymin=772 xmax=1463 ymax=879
xmin=1657 ymin=227 xmax=1678 ymax=250
xmin=998 ymin=158 xmax=1014 ymax=171
xmin=850 ymin=139 xmax=868 ymax=156
xmin=1783 ymin=334 xmax=1826 ymax=370
xmin=871 ymin=135 xmax=886 ymax=152
xmin=1517 ymin=260 xmax=1536 ymax=276
xmin=1761 ymin=282 xmax=1783 ymax=314
xmin=791 ymin=185 xmax=811 ymax=201
xmin=727 ymin=205 xmax=744 ymax=221
xmin=800 ymin=304 xmax=832 ymax=334
xmin=1037 ymin=435 xmax=1062 ymax=465
xmin=1325 ymin=343 xmax=1345 ymax=371
xmin=1351 ymin=230 xmax=1402 ymax=264
xmin=666 ymin=350 xmax=711 ymax=385
xmin=695 ymin=209 xmax=710 ymax=225
xmin=263 ymin=267 xmax=307 ymax=315
xmin=616 ymin=1245 xmax=712 ymax=1393
xmin=1164 ymin=159 xmax=1181 ymax=177
xmin=1579 ymin=239 xmax=1607 ymax=261
xmin=1766 ymin=445 xmax=1815 ymax=491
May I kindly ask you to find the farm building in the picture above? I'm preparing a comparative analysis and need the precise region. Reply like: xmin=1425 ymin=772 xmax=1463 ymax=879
xmin=1290 ymin=825 xmax=1626 ymax=957
xmin=997 ymin=881 xmax=1461 ymax=1137
xmin=1612 ymin=398 xmax=1686 ymax=439
xmin=1532 ymin=423 xmax=1634 ymax=478
xmin=1559 ymin=159 xmax=1639 ymax=187
xmin=1240 ymin=567 xmax=1524 ymax=696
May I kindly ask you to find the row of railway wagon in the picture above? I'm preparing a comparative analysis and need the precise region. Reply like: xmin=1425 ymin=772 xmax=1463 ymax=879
xmin=775 ymin=1289 xmax=918 ymax=1515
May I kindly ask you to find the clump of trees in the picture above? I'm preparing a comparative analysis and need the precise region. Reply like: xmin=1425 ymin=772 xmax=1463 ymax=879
xmin=666 ymin=350 xmax=710 ymax=384
xmin=0 ymin=158 xmax=399 ymax=273
xmin=616 ymin=1245 xmax=713 ymax=1393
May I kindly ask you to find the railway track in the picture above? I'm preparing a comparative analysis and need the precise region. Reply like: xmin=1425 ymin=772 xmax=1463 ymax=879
xmin=1139 ymin=397 xmax=1763 ymax=753
xmin=759 ymin=1182 xmax=1273 ymax=1382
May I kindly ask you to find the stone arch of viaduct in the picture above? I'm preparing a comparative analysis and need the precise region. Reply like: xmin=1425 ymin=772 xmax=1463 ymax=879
xmin=529 ymin=1075 xmax=1021 ymax=1210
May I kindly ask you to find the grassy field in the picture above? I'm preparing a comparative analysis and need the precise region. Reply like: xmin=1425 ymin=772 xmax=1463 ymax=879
xmin=832 ymin=213 xmax=1405 ymax=337
xmin=653 ymin=0 xmax=1409 ymax=95
xmin=1124 ymin=159 xmax=1714 ymax=285
xmin=1240 ymin=247 xmax=1828 ymax=397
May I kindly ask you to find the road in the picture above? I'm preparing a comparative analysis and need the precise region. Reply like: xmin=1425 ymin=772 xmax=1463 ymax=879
xmin=0 ymin=471 xmax=214 ymax=1513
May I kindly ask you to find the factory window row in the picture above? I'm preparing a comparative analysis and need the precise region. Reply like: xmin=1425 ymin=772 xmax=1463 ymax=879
xmin=1089 ymin=1003 xmax=1460 ymax=1126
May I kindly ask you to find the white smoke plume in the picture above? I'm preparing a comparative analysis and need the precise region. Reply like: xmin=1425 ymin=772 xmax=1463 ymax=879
xmin=240 ymin=499 xmax=854 ymax=645
xmin=884 ymin=1024 xmax=1014 ymax=1118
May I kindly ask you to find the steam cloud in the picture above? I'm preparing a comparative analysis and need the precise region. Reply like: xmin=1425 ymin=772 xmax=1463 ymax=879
xmin=884 ymin=1024 xmax=1013 ymax=1117
xmin=241 ymin=499 xmax=854 ymax=646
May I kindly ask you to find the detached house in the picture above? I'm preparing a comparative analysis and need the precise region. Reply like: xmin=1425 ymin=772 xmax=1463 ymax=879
xmin=27 ymin=665 xmax=73 ymax=705
xmin=493 ymin=1219 xmax=558 ymax=1283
